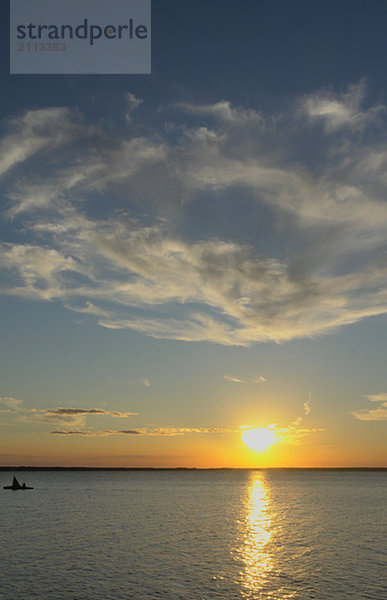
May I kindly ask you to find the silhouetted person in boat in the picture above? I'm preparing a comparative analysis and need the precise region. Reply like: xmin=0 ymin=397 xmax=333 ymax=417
xmin=3 ymin=476 xmax=33 ymax=490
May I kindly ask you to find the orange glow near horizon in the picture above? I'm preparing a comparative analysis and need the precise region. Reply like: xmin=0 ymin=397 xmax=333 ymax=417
xmin=0 ymin=423 xmax=385 ymax=469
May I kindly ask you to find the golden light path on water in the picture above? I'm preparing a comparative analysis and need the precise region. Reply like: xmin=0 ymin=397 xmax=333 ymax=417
xmin=236 ymin=471 xmax=296 ymax=599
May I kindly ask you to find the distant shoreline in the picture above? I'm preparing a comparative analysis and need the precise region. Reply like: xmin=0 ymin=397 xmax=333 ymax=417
xmin=0 ymin=466 xmax=386 ymax=471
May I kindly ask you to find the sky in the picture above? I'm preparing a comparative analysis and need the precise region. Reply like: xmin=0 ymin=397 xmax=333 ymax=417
xmin=0 ymin=0 xmax=387 ymax=467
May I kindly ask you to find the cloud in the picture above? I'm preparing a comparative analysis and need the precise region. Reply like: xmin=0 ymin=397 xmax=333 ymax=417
xmin=136 ymin=427 xmax=233 ymax=436
xmin=304 ymin=392 xmax=312 ymax=416
xmin=303 ymin=80 xmax=385 ymax=132
xmin=44 ymin=407 xmax=136 ymax=417
xmin=364 ymin=393 xmax=387 ymax=403
xmin=49 ymin=426 xmax=234 ymax=436
xmin=0 ymin=396 xmax=23 ymax=411
xmin=0 ymin=395 xmax=138 ymax=427
xmin=275 ymin=424 xmax=325 ymax=445
xmin=354 ymin=407 xmax=387 ymax=421
xmin=224 ymin=375 xmax=244 ymax=383
xmin=64 ymin=301 xmax=112 ymax=318
xmin=0 ymin=107 xmax=83 ymax=180
xmin=49 ymin=429 xmax=141 ymax=436
xmin=352 ymin=393 xmax=387 ymax=421
xmin=224 ymin=374 xmax=266 ymax=384
xmin=98 ymin=312 xmax=243 ymax=345
xmin=49 ymin=430 xmax=105 ymax=436
xmin=1 ymin=83 xmax=387 ymax=345
xmin=124 ymin=92 xmax=143 ymax=123
xmin=176 ymin=100 xmax=263 ymax=127
xmin=0 ymin=243 xmax=80 ymax=300
xmin=273 ymin=395 xmax=314 ymax=438
xmin=20 ymin=406 xmax=137 ymax=427
xmin=1 ymin=394 xmax=231 ymax=438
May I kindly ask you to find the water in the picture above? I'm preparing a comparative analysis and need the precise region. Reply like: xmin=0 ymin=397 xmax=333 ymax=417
xmin=0 ymin=470 xmax=385 ymax=599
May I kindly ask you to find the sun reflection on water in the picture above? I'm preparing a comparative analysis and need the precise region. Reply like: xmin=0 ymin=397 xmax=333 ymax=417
xmin=237 ymin=471 xmax=274 ymax=596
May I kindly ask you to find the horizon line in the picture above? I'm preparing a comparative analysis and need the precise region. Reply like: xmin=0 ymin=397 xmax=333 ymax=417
xmin=1 ymin=466 xmax=386 ymax=471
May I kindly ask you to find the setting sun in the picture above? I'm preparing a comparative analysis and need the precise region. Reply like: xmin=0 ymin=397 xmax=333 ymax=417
xmin=242 ymin=428 xmax=277 ymax=452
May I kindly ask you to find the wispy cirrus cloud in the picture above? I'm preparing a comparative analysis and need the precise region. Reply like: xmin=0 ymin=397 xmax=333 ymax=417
xmin=1 ymin=82 xmax=387 ymax=345
xmin=175 ymin=100 xmax=264 ymax=127
xmin=303 ymin=80 xmax=385 ymax=132
xmin=224 ymin=374 xmax=266 ymax=384
xmin=304 ymin=392 xmax=312 ymax=416
xmin=124 ymin=92 xmax=143 ymax=123
xmin=224 ymin=375 xmax=244 ymax=384
xmin=252 ymin=375 xmax=267 ymax=384
xmin=352 ymin=393 xmax=387 ymax=421
xmin=274 ymin=393 xmax=315 ymax=438
xmin=0 ymin=107 xmax=83 ymax=180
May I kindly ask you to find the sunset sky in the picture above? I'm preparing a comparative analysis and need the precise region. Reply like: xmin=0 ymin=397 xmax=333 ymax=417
xmin=1 ymin=0 xmax=386 ymax=467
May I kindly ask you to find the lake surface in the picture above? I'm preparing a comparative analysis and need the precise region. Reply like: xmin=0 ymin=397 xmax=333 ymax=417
xmin=0 ymin=470 xmax=386 ymax=599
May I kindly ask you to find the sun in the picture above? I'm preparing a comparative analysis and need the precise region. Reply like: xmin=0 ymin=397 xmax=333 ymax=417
xmin=242 ymin=427 xmax=277 ymax=452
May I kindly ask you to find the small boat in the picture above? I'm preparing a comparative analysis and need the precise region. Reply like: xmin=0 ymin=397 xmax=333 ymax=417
xmin=3 ymin=476 xmax=33 ymax=490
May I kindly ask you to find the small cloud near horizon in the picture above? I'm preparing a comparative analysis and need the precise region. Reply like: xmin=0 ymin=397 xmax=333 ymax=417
xmin=0 ymin=396 xmax=23 ymax=411
xmin=49 ymin=426 xmax=235 ymax=437
xmin=352 ymin=393 xmax=387 ymax=421
xmin=2 ymin=400 xmax=138 ymax=427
